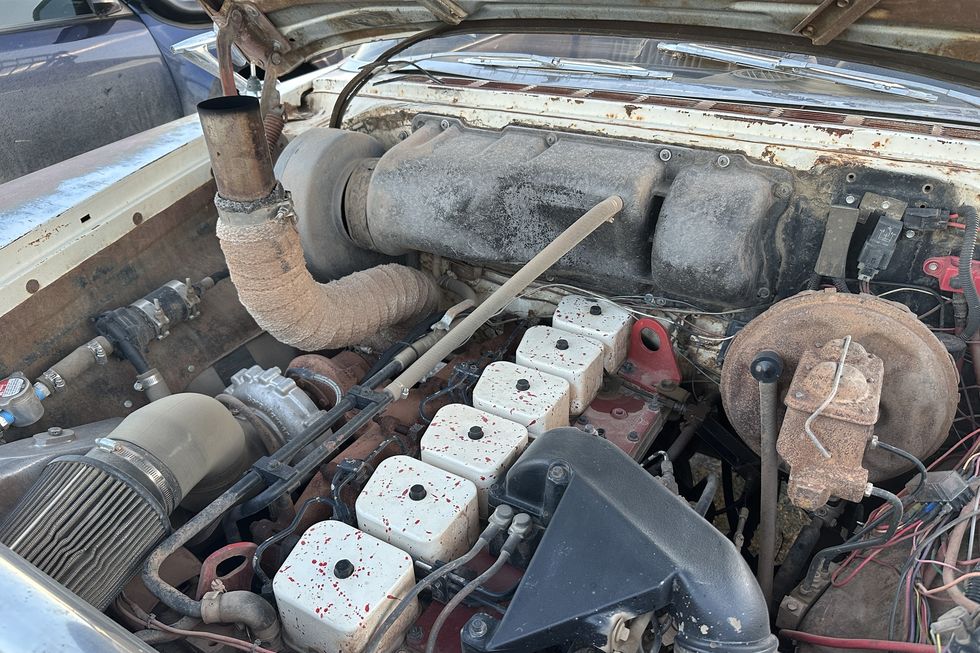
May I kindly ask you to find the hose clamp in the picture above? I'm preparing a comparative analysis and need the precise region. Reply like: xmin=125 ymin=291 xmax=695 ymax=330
xmin=85 ymin=339 xmax=109 ymax=365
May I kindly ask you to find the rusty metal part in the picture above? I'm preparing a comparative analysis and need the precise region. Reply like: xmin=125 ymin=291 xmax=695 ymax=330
xmin=577 ymin=380 xmax=667 ymax=460
xmin=777 ymin=338 xmax=884 ymax=509
xmin=195 ymin=542 xmax=258 ymax=599
xmin=207 ymin=2 xmax=291 ymax=74
xmin=198 ymin=95 xmax=276 ymax=203
xmin=287 ymin=351 xmax=371 ymax=408
xmin=793 ymin=0 xmax=883 ymax=46
xmin=721 ymin=290 xmax=958 ymax=482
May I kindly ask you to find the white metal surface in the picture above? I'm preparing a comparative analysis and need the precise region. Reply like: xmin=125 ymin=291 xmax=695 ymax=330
xmin=552 ymin=295 xmax=633 ymax=373
xmin=273 ymin=520 xmax=418 ymax=653
xmin=515 ymin=325 xmax=603 ymax=414
xmin=355 ymin=455 xmax=479 ymax=563
xmin=472 ymin=361 xmax=571 ymax=437
xmin=421 ymin=403 xmax=528 ymax=517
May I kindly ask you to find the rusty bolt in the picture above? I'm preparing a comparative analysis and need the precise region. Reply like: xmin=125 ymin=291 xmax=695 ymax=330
xmin=271 ymin=53 xmax=282 ymax=66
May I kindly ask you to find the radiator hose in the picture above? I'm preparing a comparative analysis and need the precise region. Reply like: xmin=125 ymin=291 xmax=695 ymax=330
xmin=198 ymin=96 xmax=441 ymax=351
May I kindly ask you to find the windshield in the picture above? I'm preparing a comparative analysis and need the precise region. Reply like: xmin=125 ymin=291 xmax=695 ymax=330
xmin=349 ymin=33 xmax=980 ymax=124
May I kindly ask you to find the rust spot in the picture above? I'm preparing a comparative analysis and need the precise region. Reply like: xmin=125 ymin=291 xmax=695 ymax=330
xmin=624 ymin=104 xmax=641 ymax=118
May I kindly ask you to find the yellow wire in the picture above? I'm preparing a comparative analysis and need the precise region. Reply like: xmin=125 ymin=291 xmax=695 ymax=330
xmin=936 ymin=632 xmax=942 ymax=653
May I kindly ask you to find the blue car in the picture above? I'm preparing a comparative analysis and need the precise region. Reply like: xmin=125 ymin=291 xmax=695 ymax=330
xmin=0 ymin=0 xmax=214 ymax=184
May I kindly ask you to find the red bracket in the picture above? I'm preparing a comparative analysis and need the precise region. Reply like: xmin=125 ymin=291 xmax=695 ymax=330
xmin=619 ymin=318 xmax=682 ymax=394
xmin=195 ymin=541 xmax=258 ymax=599
xmin=923 ymin=256 xmax=980 ymax=293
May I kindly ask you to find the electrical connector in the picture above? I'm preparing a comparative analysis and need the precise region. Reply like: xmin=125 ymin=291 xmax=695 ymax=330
xmin=906 ymin=470 xmax=972 ymax=508
xmin=857 ymin=214 xmax=903 ymax=281
xmin=904 ymin=207 xmax=950 ymax=231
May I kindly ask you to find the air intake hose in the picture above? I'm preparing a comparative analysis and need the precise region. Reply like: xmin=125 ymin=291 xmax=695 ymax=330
xmin=0 ymin=394 xmax=247 ymax=609
xmin=198 ymin=96 xmax=441 ymax=351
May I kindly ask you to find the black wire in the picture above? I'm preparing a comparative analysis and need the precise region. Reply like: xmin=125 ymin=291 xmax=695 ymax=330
xmin=875 ymin=441 xmax=927 ymax=495
xmin=252 ymin=496 xmax=338 ymax=591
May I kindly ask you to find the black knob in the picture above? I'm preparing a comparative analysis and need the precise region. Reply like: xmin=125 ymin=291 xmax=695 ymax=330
xmin=555 ymin=339 xmax=569 ymax=350
xmin=409 ymin=484 xmax=427 ymax=501
xmin=589 ymin=305 xmax=602 ymax=315
xmin=516 ymin=379 xmax=530 ymax=391
xmin=750 ymin=350 xmax=784 ymax=384
xmin=468 ymin=426 xmax=484 ymax=440
xmin=334 ymin=559 xmax=355 ymax=579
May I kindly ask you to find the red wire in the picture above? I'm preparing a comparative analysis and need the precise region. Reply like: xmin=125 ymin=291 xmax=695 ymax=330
xmin=781 ymin=629 xmax=935 ymax=652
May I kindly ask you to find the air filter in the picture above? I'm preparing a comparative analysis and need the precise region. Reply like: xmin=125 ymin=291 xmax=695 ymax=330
xmin=0 ymin=451 xmax=171 ymax=610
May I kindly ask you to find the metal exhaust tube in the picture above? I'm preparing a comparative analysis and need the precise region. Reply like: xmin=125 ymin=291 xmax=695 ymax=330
xmin=198 ymin=95 xmax=276 ymax=203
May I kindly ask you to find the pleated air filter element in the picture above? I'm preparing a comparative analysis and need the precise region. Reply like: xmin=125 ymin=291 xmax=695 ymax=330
xmin=0 ymin=456 xmax=170 ymax=609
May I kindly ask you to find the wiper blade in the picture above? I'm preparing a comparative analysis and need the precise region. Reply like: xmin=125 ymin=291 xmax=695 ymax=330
xmin=658 ymin=42 xmax=939 ymax=103
xmin=457 ymin=54 xmax=673 ymax=79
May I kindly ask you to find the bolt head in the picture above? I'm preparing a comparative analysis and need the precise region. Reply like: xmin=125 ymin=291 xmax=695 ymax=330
xmin=627 ymin=430 xmax=640 ymax=442
xmin=905 ymin=230 xmax=916 ymax=239
xmin=802 ymin=25 xmax=815 ymax=36
xmin=468 ymin=425 xmax=485 ymax=440
xmin=786 ymin=599 xmax=800 ymax=612
xmin=468 ymin=617 xmax=489 ymax=639
xmin=659 ymin=149 xmax=672 ymax=162
xmin=845 ymin=194 xmax=856 ymax=204
xmin=409 ymin=484 xmax=427 ymax=501
xmin=547 ymin=465 xmax=568 ymax=483
xmin=926 ymin=261 xmax=940 ymax=273
xmin=439 ymin=119 xmax=450 ymax=130
xmin=794 ymin=391 xmax=805 ymax=399
xmin=716 ymin=154 xmax=730 ymax=168
xmin=589 ymin=304 xmax=603 ymax=315
xmin=516 ymin=378 xmax=530 ymax=391
xmin=555 ymin=338 xmax=569 ymax=351
xmin=333 ymin=559 xmax=355 ymax=579
xmin=545 ymin=134 xmax=557 ymax=145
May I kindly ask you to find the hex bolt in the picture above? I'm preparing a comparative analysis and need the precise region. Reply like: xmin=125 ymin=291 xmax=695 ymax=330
xmin=468 ymin=617 xmax=489 ymax=639
xmin=333 ymin=559 xmax=355 ymax=579
xmin=409 ymin=484 xmax=427 ymax=501
xmin=547 ymin=464 xmax=568 ymax=484
xmin=845 ymin=194 xmax=856 ymax=204
xmin=47 ymin=427 xmax=62 ymax=436
xmin=659 ymin=149 xmax=672 ymax=162
xmin=589 ymin=304 xmax=603 ymax=315
xmin=439 ymin=119 xmax=450 ymax=130
xmin=716 ymin=154 xmax=730 ymax=168
xmin=468 ymin=425 xmax=485 ymax=440
xmin=555 ymin=339 xmax=569 ymax=350
xmin=926 ymin=261 xmax=941 ymax=273
xmin=516 ymin=379 xmax=531 ymax=391
xmin=786 ymin=599 xmax=800 ymax=612
xmin=627 ymin=430 xmax=640 ymax=442
xmin=802 ymin=25 xmax=815 ymax=36
xmin=905 ymin=230 xmax=916 ymax=239
xmin=881 ymin=201 xmax=891 ymax=210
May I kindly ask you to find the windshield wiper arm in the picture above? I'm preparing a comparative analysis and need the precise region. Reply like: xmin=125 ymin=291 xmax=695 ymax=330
xmin=457 ymin=54 xmax=673 ymax=79
xmin=658 ymin=42 xmax=939 ymax=103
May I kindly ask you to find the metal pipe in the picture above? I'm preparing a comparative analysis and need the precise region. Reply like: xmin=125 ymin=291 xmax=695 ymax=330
xmin=751 ymin=350 xmax=783 ymax=605
xmin=198 ymin=96 xmax=276 ymax=202
xmin=384 ymin=195 xmax=623 ymax=399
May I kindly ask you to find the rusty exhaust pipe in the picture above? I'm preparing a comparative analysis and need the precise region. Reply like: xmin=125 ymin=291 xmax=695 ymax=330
xmin=198 ymin=96 xmax=276 ymax=203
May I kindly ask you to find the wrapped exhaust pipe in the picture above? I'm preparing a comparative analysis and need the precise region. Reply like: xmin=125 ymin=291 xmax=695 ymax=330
xmin=197 ymin=96 xmax=441 ymax=351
